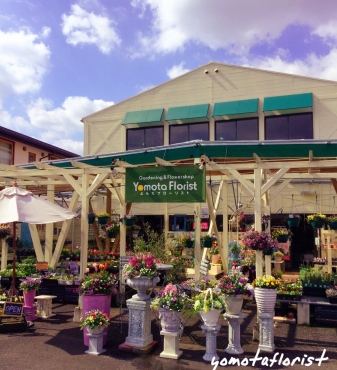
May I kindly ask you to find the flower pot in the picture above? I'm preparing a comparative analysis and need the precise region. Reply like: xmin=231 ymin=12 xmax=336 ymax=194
xmin=124 ymin=218 xmax=135 ymax=227
xmin=127 ymin=276 xmax=159 ymax=301
xmin=287 ymin=218 xmax=300 ymax=227
xmin=199 ymin=308 xmax=222 ymax=326
xmin=275 ymin=256 xmax=283 ymax=262
xmin=88 ymin=216 xmax=95 ymax=224
xmin=202 ymin=240 xmax=213 ymax=248
xmin=86 ymin=326 xmax=105 ymax=335
xmin=329 ymin=221 xmax=337 ymax=230
xmin=277 ymin=235 xmax=289 ymax=243
xmin=231 ymin=251 xmax=240 ymax=259
xmin=98 ymin=216 xmax=108 ymax=225
xmin=185 ymin=239 xmax=194 ymax=248
xmin=107 ymin=231 xmax=117 ymax=238
xmin=263 ymin=248 xmax=274 ymax=256
xmin=159 ymin=308 xmax=183 ymax=332
xmin=223 ymin=295 xmax=243 ymax=315
xmin=82 ymin=294 xmax=111 ymax=346
xmin=310 ymin=220 xmax=324 ymax=228
xmin=23 ymin=290 xmax=36 ymax=307
xmin=211 ymin=255 xmax=220 ymax=264
xmin=254 ymin=287 xmax=277 ymax=313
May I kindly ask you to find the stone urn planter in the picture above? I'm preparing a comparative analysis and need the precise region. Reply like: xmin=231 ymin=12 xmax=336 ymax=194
xmin=127 ymin=276 xmax=160 ymax=301
xmin=199 ymin=309 xmax=222 ymax=327
xmin=159 ymin=308 xmax=183 ymax=332
xmin=223 ymin=295 xmax=243 ymax=315
xmin=86 ymin=326 xmax=105 ymax=335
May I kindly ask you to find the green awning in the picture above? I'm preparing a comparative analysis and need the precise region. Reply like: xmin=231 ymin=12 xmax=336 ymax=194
xmin=212 ymin=98 xmax=259 ymax=120
xmin=165 ymin=104 xmax=209 ymax=123
xmin=122 ymin=108 xmax=164 ymax=125
xmin=263 ymin=93 xmax=313 ymax=115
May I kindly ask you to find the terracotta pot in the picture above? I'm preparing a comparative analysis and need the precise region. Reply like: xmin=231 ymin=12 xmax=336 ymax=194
xmin=211 ymin=255 xmax=219 ymax=264
xmin=275 ymin=256 xmax=283 ymax=262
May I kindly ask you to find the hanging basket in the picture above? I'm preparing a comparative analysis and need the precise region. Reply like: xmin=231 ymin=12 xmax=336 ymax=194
xmin=263 ymin=248 xmax=274 ymax=256
xmin=329 ymin=221 xmax=337 ymax=230
xmin=88 ymin=216 xmax=96 ymax=224
xmin=107 ymin=231 xmax=117 ymax=238
xmin=310 ymin=220 xmax=324 ymax=228
xmin=185 ymin=239 xmax=194 ymax=248
xmin=98 ymin=216 xmax=109 ymax=225
xmin=287 ymin=218 xmax=300 ymax=227
xmin=124 ymin=218 xmax=135 ymax=226
xmin=202 ymin=240 xmax=213 ymax=248
xmin=277 ymin=235 xmax=289 ymax=243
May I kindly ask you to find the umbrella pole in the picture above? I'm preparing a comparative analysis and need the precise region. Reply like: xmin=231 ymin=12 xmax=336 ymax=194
xmin=9 ymin=222 xmax=17 ymax=297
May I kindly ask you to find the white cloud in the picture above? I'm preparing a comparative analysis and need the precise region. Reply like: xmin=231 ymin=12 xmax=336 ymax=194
xmin=245 ymin=48 xmax=337 ymax=81
xmin=167 ymin=62 xmax=190 ymax=79
xmin=131 ymin=0 xmax=337 ymax=56
xmin=61 ymin=4 xmax=121 ymax=54
xmin=0 ymin=29 xmax=50 ymax=100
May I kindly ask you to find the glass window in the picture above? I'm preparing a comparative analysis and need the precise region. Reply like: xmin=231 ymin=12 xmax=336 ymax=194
xmin=265 ymin=113 xmax=313 ymax=140
xmin=169 ymin=122 xmax=209 ymax=144
xmin=127 ymin=126 xmax=164 ymax=150
xmin=28 ymin=153 xmax=36 ymax=163
xmin=215 ymin=118 xmax=258 ymax=141
xmin=0 ymin=139 xmax=13 ymax=164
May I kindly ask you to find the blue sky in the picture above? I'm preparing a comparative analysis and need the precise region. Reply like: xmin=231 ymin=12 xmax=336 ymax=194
xmin=1 ymin=0 xmax=337 ymax=156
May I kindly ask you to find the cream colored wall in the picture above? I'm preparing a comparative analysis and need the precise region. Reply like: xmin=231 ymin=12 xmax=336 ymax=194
xmin=14 ymin=142 xmax=47 ymax=165
xmin=83 ymin=62 xmax=337 ymax=156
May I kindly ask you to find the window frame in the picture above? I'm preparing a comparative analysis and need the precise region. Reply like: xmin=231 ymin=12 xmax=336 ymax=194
xmin=0 ymin=138 xmax=14 ymax=165
xmin=264 ymin=112 xmax=313 ymax=140
xmin=169 ymin=121 xmax=209 ymax=145
xmin=215 ymin=117 xmax=259 ymax=141
xmin=126 ymin=125 xmax=164 ymax=150
xmin=28 ymin=152 xmax=36 ymax=163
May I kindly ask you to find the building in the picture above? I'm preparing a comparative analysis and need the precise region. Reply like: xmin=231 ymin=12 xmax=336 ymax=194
xmin=81 ymin=62 xmax=337 ymax=270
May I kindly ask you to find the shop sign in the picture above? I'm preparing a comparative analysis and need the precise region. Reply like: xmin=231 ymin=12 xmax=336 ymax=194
xmin=125 ymin=165 xmax=205 ymax=203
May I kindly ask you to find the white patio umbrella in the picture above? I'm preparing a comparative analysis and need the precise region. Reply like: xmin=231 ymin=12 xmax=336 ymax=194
xmin=0 ymin=183 xmax=77 ymax=295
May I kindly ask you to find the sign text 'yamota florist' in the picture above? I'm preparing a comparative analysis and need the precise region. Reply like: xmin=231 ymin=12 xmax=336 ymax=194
xmin=125 ymin=166 xmax=206 ymax=203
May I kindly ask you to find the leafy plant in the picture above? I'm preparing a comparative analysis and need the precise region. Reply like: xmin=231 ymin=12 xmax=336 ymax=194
xmin=122 ymin=252 xmax=159 ymax=278
xmin=274 ymin=250 xmax=284 ymax=257
xmin=229 ymin=241 xmax=241 ymax=254
xmin=241 ymin=229 xmax=274 ymax=252
xmin=150 ymin=284 xmax=190 ymax=311
xmin=19 ymin=277 xmax=41 ymax=292
xmin=216 ymin=274 xmax=251 ymax=296
xmin=306 ymin=214 xmax=326 ymax=222
xmin=96 ymin=212 xmax=110 ymax=218
xmin=201 ymin=234 xmax=217 ymax=242
xmin=192 ymin=289 xmax=225 ymax=313
xmin=252 ymin=275 xmax=281 ymax=289
xmin=80 ymin=309 xmax=110 ymax=330
xmin=271 ymin=229 xmax=291 ymax=239
xmin=209 ymin=244 xmax=219 ymax=255
xmin=78 ymin=270 xmax=118 ymax=295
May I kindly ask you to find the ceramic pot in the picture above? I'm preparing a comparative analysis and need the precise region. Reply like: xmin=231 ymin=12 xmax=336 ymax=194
xmin=223 ymin=295 xmax=243 ymax=315
xmin=127 ymin=276 xmax=160 ymax=301
xmin=23 ymin=290 xmax=36 ymax=307
xmin=159 ymin=308 xmax=183 ymax=332
xmin=82 ymin=294 xmax=111 ymax=346
xmin=287 ymin=218 xmax=300 ymax=227
xmin=86 ymin=326 xmax=104 ymax=335
xmin=199 ymin=308 xmax=222 ymax=326
xmin=254 ymin=288 xmax=277 ymax=313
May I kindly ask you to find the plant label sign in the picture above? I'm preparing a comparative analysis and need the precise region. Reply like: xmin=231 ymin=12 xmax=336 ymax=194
xmin=3 ymin=302 xmax=24 ymax=317
xmin=36 ymin=262 xmax=49 ymax=270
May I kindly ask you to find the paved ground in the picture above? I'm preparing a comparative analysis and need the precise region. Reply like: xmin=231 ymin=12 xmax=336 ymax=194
xmin=0 ymin=301 xmax=336 ymax=370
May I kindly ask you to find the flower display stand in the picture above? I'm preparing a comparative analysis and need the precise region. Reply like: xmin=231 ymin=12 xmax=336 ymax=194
xmin=201 ymin=324 xmax=221 ymax=362
xmin=224 ymin=312 xmax=244 ymax=354
xmin=85 ymin=331 xmax=106 ymax=355
xmin=159 ymin=329 xmax=183 ymax=359
xmin=35 ymin=295 xmax=57 ymax=319
xmin=258 ymin=312 xmax=275 ymax=352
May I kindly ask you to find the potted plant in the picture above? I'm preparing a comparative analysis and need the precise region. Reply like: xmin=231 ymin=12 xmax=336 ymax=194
xmin=273 ymin=250 xmax=284 ymax=262
xmin=306 ymin=214 xmax=326 ymax=228
xmin=19 ymin=277 xmax=41 ymax=307
xmin=286 ymin=214 xmax=301 ymax=227
xmin=327 ymin=216 xmax=337 ymax=230
xmin=326 ymin=287 xmax=337 ymax=303
xmin=271 ymin=228 xmax=290 ymax=243
xmin=277 ymin=279 xmax=303 ymax=300
xmin=0 ymin=223 xmax=10 ymax=239
xmin=201 ymin=234 xmax=217 ymax=248
xmin=88 ymin=212 xmax=96 ymax=224
xmin=209 ymin=244 xmax=220 ymax=264
xmin=121 ymin=214 xmax=137 ymax=226
xmin=192 ymin=288 xmax=225 ymax=326
xmin=96 ymin=212 xmax=110 ymax=225
xmin=180 ymin=234 xmax=194 ymax=248
xmin=229 ymin=241 xmax=241 ymax=259
xmin=241 ymin=229 xmax=275 ymax=255
xmin=252 ymin=275 xmax=281 ymax=313
xmin=123 ymin=252 xmax=161 ymax=300
xmin=80 ymin=309 xmax=110 ymax=335
xmin=105 ymin=223 xmax=120 ymax=238
xmin=150 ymin=284 xmax=190 ymax=332
xmin=216 ymin=274 xmax=252 ymax=314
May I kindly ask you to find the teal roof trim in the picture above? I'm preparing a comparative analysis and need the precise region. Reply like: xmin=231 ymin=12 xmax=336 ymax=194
xmin=165 ymin=104 xmax=209 ymax=123
xmin=122 ymin=109 xmax=164 ymax=125
xmin=212 ymin=98 xmax=258 ymax=119
xmin=263 ymin=93 xmax=313 ymax=113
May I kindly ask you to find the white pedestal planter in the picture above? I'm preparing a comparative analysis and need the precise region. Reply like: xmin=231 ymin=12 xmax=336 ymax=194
xmin=85 ymin=332 xmax=106 ymax=355
xmin=159 ymin=309 xmax=182 ymax=332
xmin=160 ymin=329 xmax=183 ymax=359
xmin=223 ymin=295 xmax=243 ymax=315
xmin=258 ymin=312 xmax=275 ymax=352
xmin=224 ymin=312 xmax=244 ymax=354
xmin=201 ymin=324 xmax=221 ymax=362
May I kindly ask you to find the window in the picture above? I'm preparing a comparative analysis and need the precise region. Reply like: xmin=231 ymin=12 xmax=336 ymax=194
xmin=265 ymin=113 xmax=313 ymax=140
xmin=126 ymin=126 xmax=164 ymax=150
xmin=169 ymin=122 xmax=209 ymax=144
xmin=28 ymin=152 xmax=36 ymax=163
xmin=0 ymin=139 xmax=13 ymax=164
xmin=215 ymin=118 xmax=258 ymax=141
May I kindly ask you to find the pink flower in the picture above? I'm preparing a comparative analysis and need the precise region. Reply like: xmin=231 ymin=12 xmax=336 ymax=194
xmin=164 ymin=284 xmax=178 ymax=294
